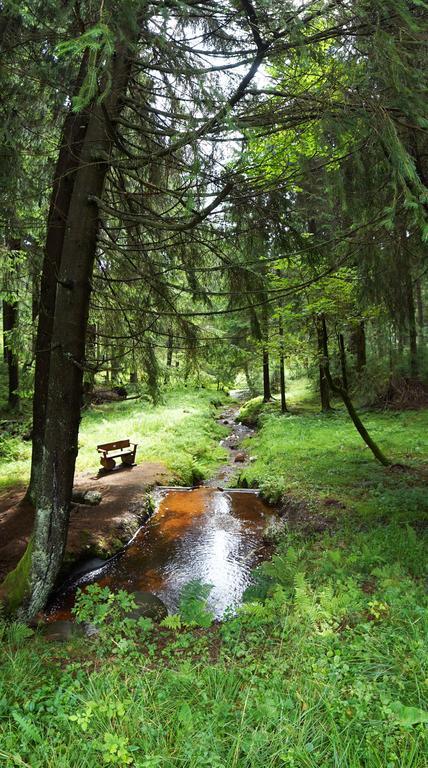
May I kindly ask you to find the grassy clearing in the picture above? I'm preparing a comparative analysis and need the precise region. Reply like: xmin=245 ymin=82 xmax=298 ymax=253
xmin=238 ymin=385 xmax=428 ymax=524
xmin=0 ymin=388 xmax=228 ymax=491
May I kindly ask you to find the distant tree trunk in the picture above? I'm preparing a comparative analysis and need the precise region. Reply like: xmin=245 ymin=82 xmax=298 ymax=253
xmin=243 ymin=362 xmax=256 ymax=396
xmin=3 ymin=298 xmax=19 ymax=408
xmin=3 ymin=237 xmax=20 ymax=408
xmin=316 ymin=315 xmax=331 ymax=412
xmin=262 ymin=348 xmax=271 ymax=402
xmin=415 ymin=278 xmax=424 ymax=346
xmin=278 ymin=315 xmax=287 ymax=413
xmin=320 ymin=315 xmax=390 ymax=466
xmin=28 ymin=55 xmax=90 ymax=504
xmin=405 ymin=271 xmax=418 ymax=378
xmin=338 ymin=333 xmax=348 ymax=391
xmin=20 ymin=43 xmax=135 ymax=621
xmin=354 ymin=321 xmax=366 ymax=373
xmin=164 ymin=329 xmax=173 ymax=383
xmin=130 ymin=371 xmax=138 ymax=384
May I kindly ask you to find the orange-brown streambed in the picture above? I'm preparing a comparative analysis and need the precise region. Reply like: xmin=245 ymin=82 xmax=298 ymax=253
xmin=48 ymin=487 xmax=275 ymax=621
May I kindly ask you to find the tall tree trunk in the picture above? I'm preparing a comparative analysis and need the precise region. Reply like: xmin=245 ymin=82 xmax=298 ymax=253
xmin=28 ymin=55 xmax=90 ymax=504
xmin=278 ymin=315 xmax=287 ymax=413
xmin=338 ymin=333 xmax=348 ymax=391
xmin=21 ymin=43 xmax=135 ymax=620
xmin=262 ymin=348 xmax=271 ymax=402
xmin=320 ymin=315 xmax=390 ymax=466
xmin=405 ymin=271 xmax=418 ymax=378
xmin=316 ymin=315 xmax=331 ymax=412
xmin=3 ymin=237 xmax=20 ymax=408
xmin=3 ymin=299 xmax=19 ymax=408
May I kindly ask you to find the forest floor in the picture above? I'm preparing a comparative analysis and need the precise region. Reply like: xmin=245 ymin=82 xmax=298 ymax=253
xmin=0 ymin=382 xmax=427 ymax=767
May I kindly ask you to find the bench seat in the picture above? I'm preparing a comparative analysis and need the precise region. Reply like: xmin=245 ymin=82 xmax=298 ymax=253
xmin=97 ymin=439 xmax=137 ymax=470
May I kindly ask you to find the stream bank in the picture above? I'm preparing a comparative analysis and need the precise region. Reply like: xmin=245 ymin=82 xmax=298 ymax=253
xmin=44 ymin=401 xmax=279 ymax=625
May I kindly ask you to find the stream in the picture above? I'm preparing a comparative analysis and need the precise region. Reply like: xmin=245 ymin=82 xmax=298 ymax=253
xmin=47 ymin=404 xmax=274 ymax=623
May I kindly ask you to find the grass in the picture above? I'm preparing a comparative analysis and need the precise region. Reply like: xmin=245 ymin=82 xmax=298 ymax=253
xmin=0 ymin=388 xmax=228 ymax=491
xmin=0 ymin=520 xmax=426 ymax=767
xmin=238 ymin=381 xmax=428 ymax=525
xmin=0 ymin=379 xmax=427 ymax=766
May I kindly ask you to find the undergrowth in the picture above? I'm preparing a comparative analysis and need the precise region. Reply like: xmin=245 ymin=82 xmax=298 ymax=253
xmin=0 ymin=520 xmax=426 ymax=767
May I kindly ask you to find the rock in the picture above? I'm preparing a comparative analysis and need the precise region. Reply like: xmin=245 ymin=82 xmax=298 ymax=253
xmin=234 ymin=452 xmax=247 ymax=463
xmin=41 ymin=620 xmax=85 ymax=642
xmin=249 ymin=456 xmax=256 ymax=462
xmin=67 ymin=556 xmax=106 ymax=581
xmin=126 ymin=591 xmax=168 ymax=622
xmin=72 ymin=489 xmax=102 ymax=506
xmin=223 ymin=419 xmax=229 ymax=425
xmin=113 ymin=386 xmax=128 ymax=398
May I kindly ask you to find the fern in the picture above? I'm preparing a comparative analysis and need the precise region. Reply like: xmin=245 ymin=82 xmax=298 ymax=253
xmin=293 ymin=573 xmax=320 ymax=624
xmin=160 ymin=614 xmax=182 ymax=630
xmin=11 ymin=711 xmax=42 ymax=744
xmin=178 ymin=580 xmax=214 ymax=628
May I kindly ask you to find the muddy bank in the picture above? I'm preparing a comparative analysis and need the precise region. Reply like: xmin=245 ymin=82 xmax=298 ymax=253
xmin=0 ymin=462 xmax=171 ymax=583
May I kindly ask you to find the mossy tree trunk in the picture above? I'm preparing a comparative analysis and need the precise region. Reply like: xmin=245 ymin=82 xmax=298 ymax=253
xmin=20 ymin=44 xmax=135 ymax=621
xmin=27 ymin=55 xmax=90 ymax=504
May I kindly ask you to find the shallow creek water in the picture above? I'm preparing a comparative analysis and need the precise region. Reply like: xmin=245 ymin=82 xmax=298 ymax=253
xmin=48 ymin=486 xmax=274 ymax=620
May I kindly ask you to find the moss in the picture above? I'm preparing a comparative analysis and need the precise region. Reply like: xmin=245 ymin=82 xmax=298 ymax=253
xmin=0 ymin=538 xmax=33 ymax=614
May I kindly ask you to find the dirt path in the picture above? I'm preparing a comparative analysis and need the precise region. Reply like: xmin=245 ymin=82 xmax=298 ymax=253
xmin=0 ymin=463 xmax=171 ymax=582
xmin=0 ymin=401 xmax=252 ymax=585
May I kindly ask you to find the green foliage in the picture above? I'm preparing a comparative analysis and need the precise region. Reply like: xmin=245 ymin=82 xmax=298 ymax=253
xmin=56 ymin=24 xmax=115 ymax=110
xmin=178 ymin=580 xmax=214 ymax=628
xmin=72 ymin=585 xmax=153 ymax=654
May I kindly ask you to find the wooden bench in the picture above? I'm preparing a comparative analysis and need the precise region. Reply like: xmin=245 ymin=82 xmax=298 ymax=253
xmin=97 ymin=439 xmax=137 ymax=471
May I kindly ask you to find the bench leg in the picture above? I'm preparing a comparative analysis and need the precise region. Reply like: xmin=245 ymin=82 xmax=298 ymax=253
xmin=121 ymin=454 xmax=134 ymax=466
xmin=101 ymin=457 xmax=116 ymax=471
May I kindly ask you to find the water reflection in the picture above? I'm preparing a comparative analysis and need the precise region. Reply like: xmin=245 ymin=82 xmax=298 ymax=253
xmin=49 ymin=487 xmax=274 ymax=619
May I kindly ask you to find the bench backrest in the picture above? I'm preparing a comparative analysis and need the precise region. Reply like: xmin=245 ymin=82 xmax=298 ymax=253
xmin=97 ymin=439 xmax=131 ymax=452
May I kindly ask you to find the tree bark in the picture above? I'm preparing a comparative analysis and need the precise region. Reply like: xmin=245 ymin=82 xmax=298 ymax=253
xmin=28 ymin=55 xmax=90 ymax=504
xmin=3 ymin=299 xmax=19 ymax=408
xmin=21 ymin=43 xmax=135 ymax=620
xmin=262 ymin=348 xmax=271 ymax=402
xmin=320 ymin=315 xmax=391 ymax=466
xmin=3 ymin=237 xmax=20 ymax=408
xmin=316 ymin=315 xmax=331 ymax=412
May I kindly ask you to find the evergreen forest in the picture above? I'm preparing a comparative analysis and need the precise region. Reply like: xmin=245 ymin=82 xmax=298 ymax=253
xmin=0 ymin=1 xmax=427 ymax=766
